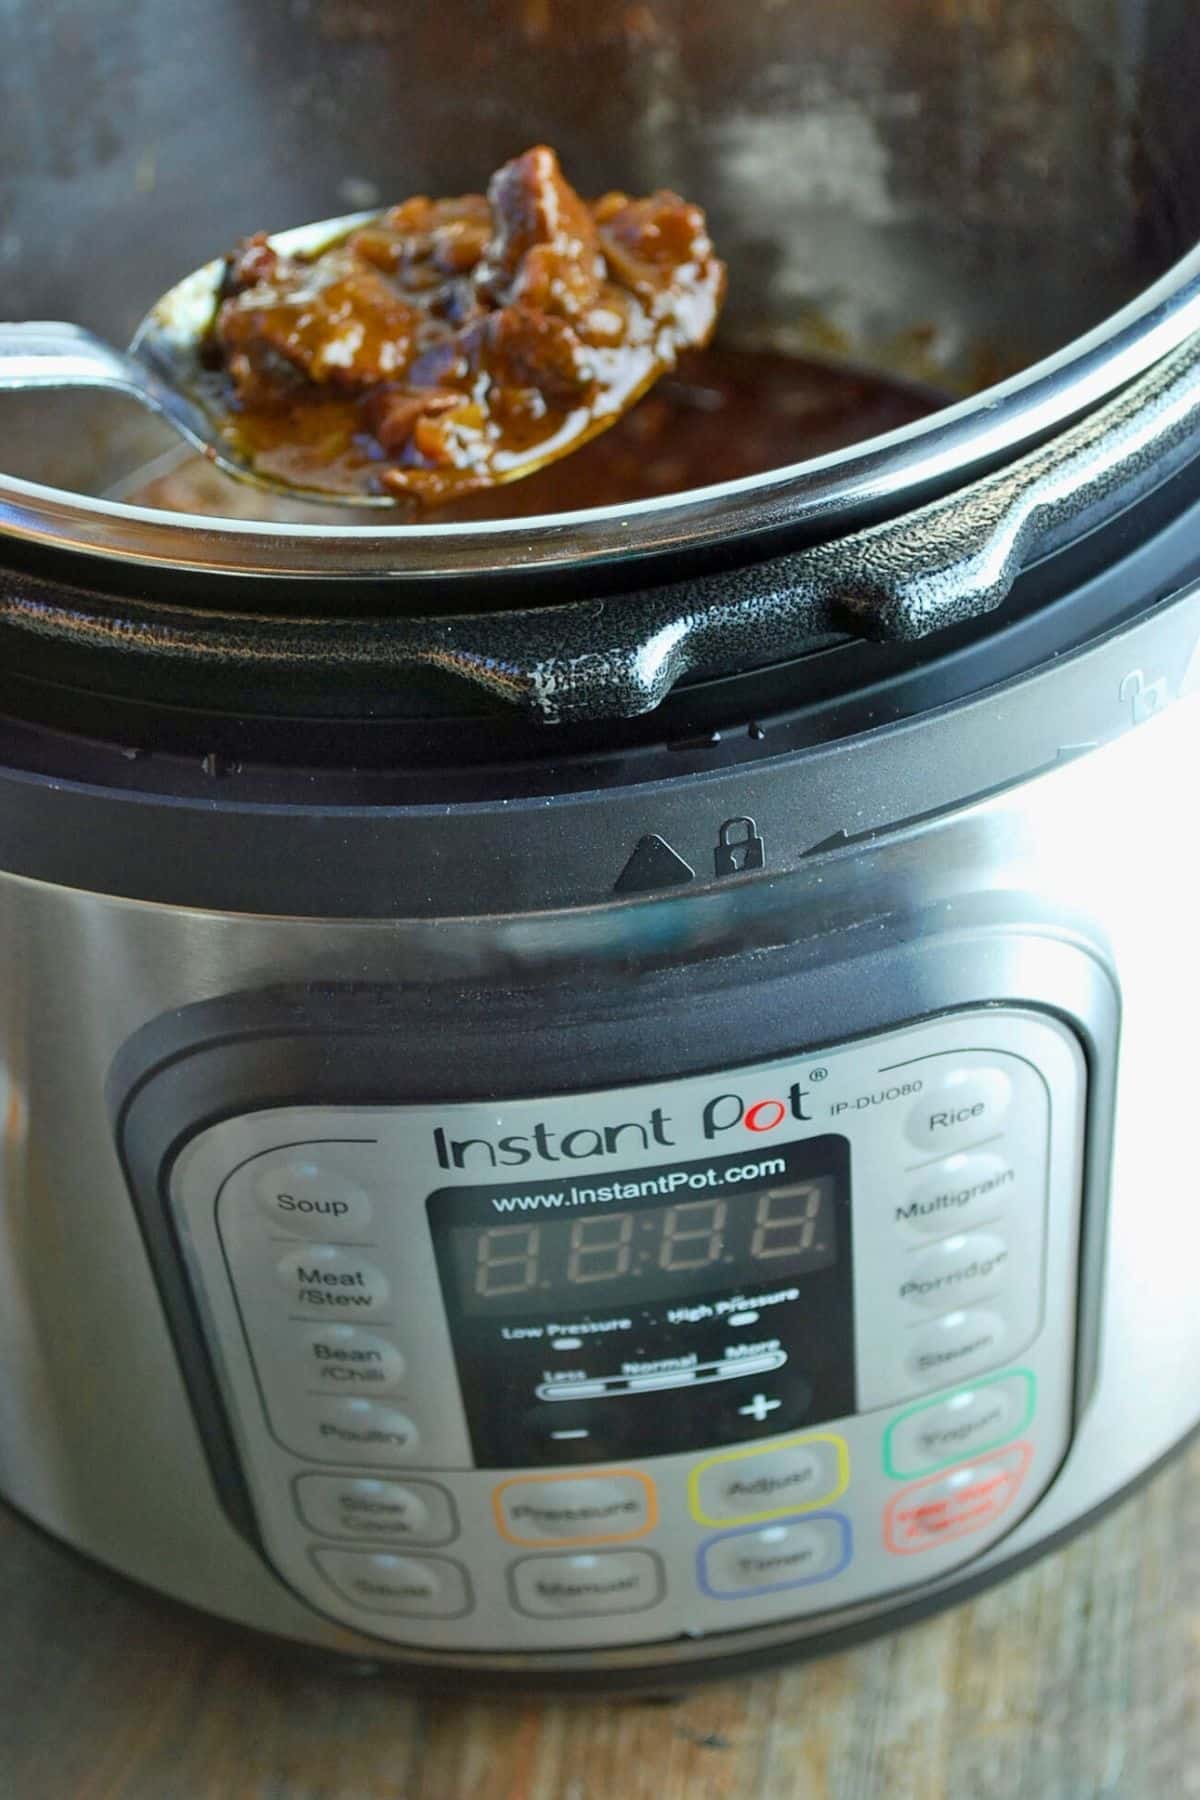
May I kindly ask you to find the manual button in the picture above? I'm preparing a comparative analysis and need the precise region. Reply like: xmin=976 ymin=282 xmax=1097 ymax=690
xmin=905 ymin=1067 xmax=1012 ymax=1154
xmin=494 ymin=1472 xmax=657 ymax=1546
xmin=509 ymin=1551 xmax=664 ymax=1618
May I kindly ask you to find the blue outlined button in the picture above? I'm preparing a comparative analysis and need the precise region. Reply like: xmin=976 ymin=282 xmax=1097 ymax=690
xmin=697 ymin=1510 xmax=851 ymax=1600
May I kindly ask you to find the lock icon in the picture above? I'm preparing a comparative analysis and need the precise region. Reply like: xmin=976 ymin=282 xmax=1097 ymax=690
xmin=714 ymin=817 xmax=766 ymax=876
xmin=1120 ymin=669 xmax=1170 ymax=724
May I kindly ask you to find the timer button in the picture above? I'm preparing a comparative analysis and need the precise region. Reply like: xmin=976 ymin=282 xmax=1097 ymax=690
xmin=295 ymin=1475 xmax=457 ymax=1545
xmin=698 ymin=1513 xmax=851 ymax=1598
xmin=313 ymin=1549 xmax=472 ymax=1617
xmin=509 ymin=1550 xmax=665 ymax=1618
xmin=275 ymin=1245 xmax=390 ymax=1315
xmin=898 ymin=1232 xmax=1009 ymax=1313
xmin=906 ymin=1309 xmax=1008 ymax=1389
xmin=904 ymin=1068 xmax=1012 ymax=1154
xmin=256 ymin=1158 xmax=373 ymax=1239
xmin=494 ymin=1472 xmax=657 ymax=1546
xmin=299 ymin=1324 xmax=406 ymax=1393
xmin=291 ymin=1397 xmax=421 ymax=1465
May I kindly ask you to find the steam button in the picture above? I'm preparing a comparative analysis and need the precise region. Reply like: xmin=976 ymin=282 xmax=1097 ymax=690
xmin=275 ymin=1245 xmax=390 ymax=1315
xmin=905 ymin=1068 xmax=1012 ymax=1153
xmin=256 ymin=1159 xmax=373 ymax=1239
xmin=906 ymin=1310 xmax=1007 ymax=1389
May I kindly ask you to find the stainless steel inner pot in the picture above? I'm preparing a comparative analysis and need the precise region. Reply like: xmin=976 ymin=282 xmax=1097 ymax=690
xmin=2 ymin=0 xmax=1200 ymax=576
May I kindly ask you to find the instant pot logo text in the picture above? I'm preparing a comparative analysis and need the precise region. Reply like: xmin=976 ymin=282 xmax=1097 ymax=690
xmin=431 ymin=1078 xmax=812 ymax=1170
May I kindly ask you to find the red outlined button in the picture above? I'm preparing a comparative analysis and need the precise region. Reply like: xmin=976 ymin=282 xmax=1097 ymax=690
xmin=884 ymin=1440 xmax=1033 ymax=1555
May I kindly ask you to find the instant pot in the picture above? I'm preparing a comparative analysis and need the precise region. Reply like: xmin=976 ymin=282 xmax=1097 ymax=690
xmin=3 ymin=0 xmax=1200 ymax=1689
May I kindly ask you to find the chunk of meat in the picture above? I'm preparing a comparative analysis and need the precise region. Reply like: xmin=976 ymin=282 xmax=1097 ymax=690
xmin=206 ymin=145 xmax=726 ymax=502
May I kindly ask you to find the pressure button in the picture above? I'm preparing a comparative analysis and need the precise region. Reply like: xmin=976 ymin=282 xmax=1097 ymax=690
xmin=905 ymin=1068 xmax=1012 ymax=1154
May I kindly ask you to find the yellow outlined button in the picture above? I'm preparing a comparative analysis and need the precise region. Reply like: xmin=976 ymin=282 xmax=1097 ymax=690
xmin=493 ymin=1469 xmax=658 ymax=1547
xmin=689 ymin=1434 xmax=850 ymax=1527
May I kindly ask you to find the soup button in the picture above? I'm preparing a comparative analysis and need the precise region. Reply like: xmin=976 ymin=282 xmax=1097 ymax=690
xmin=255 ymin=1159 xmax=373 ymax=1239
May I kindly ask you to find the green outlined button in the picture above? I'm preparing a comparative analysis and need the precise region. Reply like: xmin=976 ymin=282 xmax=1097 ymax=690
xmin=884 ymin=1370 xmax=1035 ymax=1479
xmin=689 ymin=1434 xmax=849 ymax=1527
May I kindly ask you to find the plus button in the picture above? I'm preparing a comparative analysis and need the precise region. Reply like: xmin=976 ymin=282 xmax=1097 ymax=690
xmin=738 ymin=1393 xmax=783 ymax=1423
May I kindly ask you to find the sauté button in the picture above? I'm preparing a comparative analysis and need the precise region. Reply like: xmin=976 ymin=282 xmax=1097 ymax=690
xmin=299 ymin=1324 xmax=406 ymax=1392
xmin=275 ymin=1245 xmax=390 ymax=1315
xmin=690 ymin=1435 xmax=849 ymax=1526
xmin=256 ymin=1158 xmax=374 ymax=1239
xmin=494 ymin=1472 xmax=656 ymax=1545
xmin=313 ymin=1549 xmax=471 ymax=1616
xmin=905 ymin=1068 xmax=1012 ymax=1153
xmin=884 ymin=1372 xmax=1034 ymax=1478
xmin=898 ymin=1232 xmax=1009 ymax=1312
xmin=295 ymin=1475 xmax=456 ymax=1544
xmin=699 ymin=1513 xmax=851 ymax=1597
xmin=295 ymin=1397 xmax=420 ymax=1464
xmin=897 ymin=1151 xmax=1018 ymax=1237
xmin=509 ymin=1551 xmax=664 ymax=1618
xmin=906 ymin=1309 xmax=1007 ymax=1388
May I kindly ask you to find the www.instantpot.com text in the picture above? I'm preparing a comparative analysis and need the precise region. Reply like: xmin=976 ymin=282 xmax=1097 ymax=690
xmin=487 ymin=1158 xmax=787 ymax=1215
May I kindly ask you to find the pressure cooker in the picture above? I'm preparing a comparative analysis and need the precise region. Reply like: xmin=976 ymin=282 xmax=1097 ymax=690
xmin=2 ymin=0 xmax=1200 ymax=1690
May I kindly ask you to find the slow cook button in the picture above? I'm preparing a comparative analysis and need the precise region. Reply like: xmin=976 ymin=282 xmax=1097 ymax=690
xmin=294 ymin=1474 xmax=456 ymax=1544
xmin=884 ymin=1372 xmax=1035 ymax=1479
xmin=904 ymin=1068 xmax=1013 ymax=1154
xmin=897 ymin=1151 xmax=1018 ymax=1237
xmin=294 ymin=1397 xmax=420 ymax=1464
xmin=275 ymin=1245 xmax=390 ymax=1315
xmin=906 ymin=1309 xmax=1008 ymax=1389
xmin=898 ymin=1232 xmax=1009 ymax=1312
xmin=509 ymin=1551 xmax=665 ymax=1618
xmin=256 ymin=1158 xmax=374 ymax=1239
xmin=494 ymin=1472 xmax=657 ymax=1545
xmin=312 ymin=1548 xmax=472 ymax=1617
xmin=689 ymin=1435 xmax=849 ymax=1526
xmin=699 ymin=1513 xmax=851 ymax=1598
xmin=300 ymin=1324 xmax=406 ymax=1392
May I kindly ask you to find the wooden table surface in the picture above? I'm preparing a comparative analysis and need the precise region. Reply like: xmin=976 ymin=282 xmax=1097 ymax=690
xmin=3 ymin=1445 xmax=1198 ymax=1800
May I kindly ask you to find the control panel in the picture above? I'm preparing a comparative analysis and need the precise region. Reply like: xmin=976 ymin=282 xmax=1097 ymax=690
xmin=158 ymin=1008 xmax=1086 ymax=1653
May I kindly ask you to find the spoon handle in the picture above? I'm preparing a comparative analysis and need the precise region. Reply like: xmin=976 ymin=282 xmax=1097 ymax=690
xmin=0 ymin=321 xmax=156 ymax=399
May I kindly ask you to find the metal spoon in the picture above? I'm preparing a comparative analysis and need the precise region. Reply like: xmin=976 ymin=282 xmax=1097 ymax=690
xmin=0 ymin=212 xmax=400 ymax=509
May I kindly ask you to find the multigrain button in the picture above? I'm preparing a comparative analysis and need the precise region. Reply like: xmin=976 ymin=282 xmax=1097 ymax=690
xmin=896 ymin=1151 xmax=1018 ymax=1237
xmin=299 ymin=1324 xmax=406 ymax=1392
xmin=312 ymin=1548 xmax=471 ymax=1616
xmin=699 ymin=1513 xmax=851 ymax=1598
xmin=898 ymin=1232 xmax=1009 ymax=1312
xmin=294 ymin=1475 xmax=456 ymax=1544
xmin=509 ymin=1551 xmax=665 ymax=1618
xmin=884 ymin=1372 xmax=1035 ymax=1479
xmin=256 ymin=1159 xmax=374 ymax=1239
xmin=906 ymin=1309 xmax=1007 ymax=1388
xmin=297 ymin=1396 xmax=420 ymax=1464
xmin=689 ymin=1435 xmax=849 ymax=1526
xmin=494 ymin=1472 xmax=656 ymax=1545
xmin=275 ymin=1244 xmax=390 ymax=1315
xmin=905 ymin=1068 xmax=1012 ymax=1153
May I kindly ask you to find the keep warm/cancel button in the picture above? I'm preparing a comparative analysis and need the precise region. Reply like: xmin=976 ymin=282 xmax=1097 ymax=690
xmin=494 ymin=1471 xmax=657 ymax=1546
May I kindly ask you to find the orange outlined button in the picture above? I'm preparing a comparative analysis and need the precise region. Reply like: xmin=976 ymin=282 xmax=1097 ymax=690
xmin=884 ymin=1440 xmax=1034 ymax=1555
xmin=494 ymin=1470 xmax=658 ymax=1547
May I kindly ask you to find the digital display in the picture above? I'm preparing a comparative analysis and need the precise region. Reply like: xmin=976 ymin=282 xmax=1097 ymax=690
xmin=444 ymin=1177 xmax=837 ymax=1315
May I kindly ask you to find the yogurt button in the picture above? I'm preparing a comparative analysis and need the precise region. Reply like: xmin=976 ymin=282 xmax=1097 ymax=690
xmin=906 ymin=1309 xmax=1007 ymax=1388
xmin=300 ymin=1324 xmax=405 ymax=1392
xmin=897 ymin=1152 xmax=1018 ymax=1236
xmin=898 ymin=1232 xmax=1009 ymax=1312
xmin=256 ymin=1159 xmax=374 ymax=1238
xmin=275 ymin=1245 xmax=390 ymax=1314
xmin=905 ymin=1068 xmax=1012 ymax=1153
xmin=885 ymin=1374 xmax=1031 ymax=1478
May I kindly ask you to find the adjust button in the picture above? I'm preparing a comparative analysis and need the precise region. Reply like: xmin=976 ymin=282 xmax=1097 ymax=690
xmin=290 ymin=1397 xmax=420 ymax=1465
xmin=898 ymin=1232 xmax=1009 ymax=1312
xmin=906 ymin=1309 xmax=1008 ymax=1389
xmin=313 ymin=1549 xmax=472 ymax=1617
xmin=897 ymin=1151 xmax=1018 ymax=1237
xmin=509 ymin=1551 xmax=664 ymax=1618
xmin=690 ymin=1435 xmax=849 ymax=1526
xmin=905 ymin=1068 xmax=1012 ymax=1154
xmin=295 ymin=1475 xmax=456 ymax=1545
xmin=699 ymin=1513 xmax=851 ymax=1598
xmin=494 ymin=1472 xmax=657 ymax=1546
xmin=298 ymin=1324 xmax=406 ymax=1393
xmin=275 ymin=1245 xmax=390 ymax=1315
xmin=256 ymin=1158 xmax=373 ymax=1239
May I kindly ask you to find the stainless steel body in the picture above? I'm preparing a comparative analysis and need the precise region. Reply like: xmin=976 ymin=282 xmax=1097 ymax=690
xmin=2 ymin=619 xmax=1199 ymax=1673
